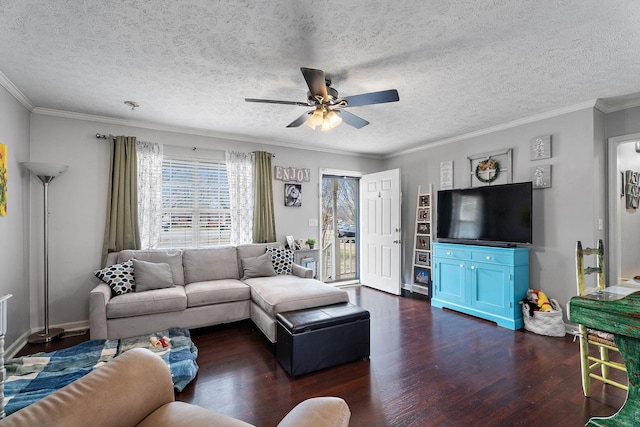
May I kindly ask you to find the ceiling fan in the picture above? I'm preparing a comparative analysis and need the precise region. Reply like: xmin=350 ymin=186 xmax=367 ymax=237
xmin=245 ymin=67 xmax=399 ymax=131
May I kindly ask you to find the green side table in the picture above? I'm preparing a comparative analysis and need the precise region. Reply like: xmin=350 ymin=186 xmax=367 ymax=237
xmin=570 ymin=287 xmax=640 ymax=426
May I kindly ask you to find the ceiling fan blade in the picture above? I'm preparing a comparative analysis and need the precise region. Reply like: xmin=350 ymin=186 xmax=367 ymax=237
xmin=301 ymin=67 xmax=328 ymax=101
xmin=245 ymin=98 xmax=310 ymax=106
xmin=341 ymin=89 xmax=399 ymax=107
xmin=339 ymin=110 xmax=369 ymax=129
xmin=286 ymin=111 xmax=313 ymax=128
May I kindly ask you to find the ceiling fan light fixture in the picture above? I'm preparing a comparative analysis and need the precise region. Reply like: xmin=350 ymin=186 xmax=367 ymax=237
xmin=246 ymin=67 xmax=398 ymax=130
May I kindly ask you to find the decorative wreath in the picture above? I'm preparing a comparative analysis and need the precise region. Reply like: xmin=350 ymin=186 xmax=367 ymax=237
xmin=475 ymin=158 xmax=500 ymax=183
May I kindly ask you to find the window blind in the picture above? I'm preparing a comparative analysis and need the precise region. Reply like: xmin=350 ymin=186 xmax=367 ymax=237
xmin=160 ymin=157 xmax=231 ymax=248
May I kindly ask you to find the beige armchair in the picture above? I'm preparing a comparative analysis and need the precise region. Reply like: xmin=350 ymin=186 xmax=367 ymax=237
xmin=0 ymin=348 xmax=350 ymax=427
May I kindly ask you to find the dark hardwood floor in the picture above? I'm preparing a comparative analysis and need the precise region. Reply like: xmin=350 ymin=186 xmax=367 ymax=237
xmin=16 ymin=286 xmax=626 ymax=426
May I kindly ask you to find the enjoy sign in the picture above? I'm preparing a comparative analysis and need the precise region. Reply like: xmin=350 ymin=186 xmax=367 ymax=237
xmin=274 ymin=166 xmax=311 ymax=182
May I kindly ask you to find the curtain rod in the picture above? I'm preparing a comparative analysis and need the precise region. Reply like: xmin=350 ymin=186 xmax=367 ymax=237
xmin=95 ymin=133 xmax=115 ymax=140
xmin=97 ymin=134 xmax=275 ymax=157
xmin=252 ymin=151 xmax=276 ymax=157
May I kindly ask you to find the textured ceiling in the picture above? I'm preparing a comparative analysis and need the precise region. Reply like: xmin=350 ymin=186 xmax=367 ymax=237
xmin=1 ymin=1 xmax=640 ymax=156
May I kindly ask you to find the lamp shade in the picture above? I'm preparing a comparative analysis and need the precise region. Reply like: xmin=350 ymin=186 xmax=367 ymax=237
xmin=22 ymin=162 xmax=68 ymax=183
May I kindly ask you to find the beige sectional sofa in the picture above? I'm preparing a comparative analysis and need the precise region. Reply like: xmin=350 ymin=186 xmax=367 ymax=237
xmin=90 ymin=243 xmax=349 ymax=342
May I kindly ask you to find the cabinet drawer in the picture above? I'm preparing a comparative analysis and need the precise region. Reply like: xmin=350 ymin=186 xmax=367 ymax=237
xmin=433 ymin=247 xmax=466 ymax=260
xmin=470 ymin=251 xmax=512 ymax=265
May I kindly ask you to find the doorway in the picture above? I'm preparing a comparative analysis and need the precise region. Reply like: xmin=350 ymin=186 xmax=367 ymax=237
xmin=359 ymin=168 xmax=402 ymax=295
xmin=607 ymin=133 xmax=640 ymax=283
xmin=321 ymin=173 xmax=360 ymax=283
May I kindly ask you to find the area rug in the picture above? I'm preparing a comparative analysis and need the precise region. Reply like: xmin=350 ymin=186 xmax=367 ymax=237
xmin=3 ymin=327 xmax=198 ymax=416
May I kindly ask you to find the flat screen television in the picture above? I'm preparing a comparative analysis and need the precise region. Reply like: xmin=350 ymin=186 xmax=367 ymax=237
xmin=436 ymin=182 xmax=533 ymax=246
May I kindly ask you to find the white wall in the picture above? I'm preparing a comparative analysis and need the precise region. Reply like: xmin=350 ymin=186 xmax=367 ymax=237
xmin=26 ymin=113 xmax=383 ymax=334
xmin=383 ymin=107 xmax=604 ymax=315
xmin=0 ymin=86 xmax=30 ymax=349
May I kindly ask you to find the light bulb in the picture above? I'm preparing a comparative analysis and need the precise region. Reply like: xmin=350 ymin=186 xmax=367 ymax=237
xmin=327 ymin=110 xmax=342 ymax=127
xmin=304 ymin=119 xmax=316 ymax=129
xmin=309 ymin=109 xmax=324 ymax=126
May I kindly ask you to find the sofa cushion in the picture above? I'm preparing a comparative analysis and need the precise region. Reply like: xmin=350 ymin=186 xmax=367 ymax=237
xmin=236 ymin=243 xmax=281 ymax=277
xmin=266 ymin=247 xmax=293 ymax=275
xmin=184 ymin=279 xmax=250 ymax=307
xmin=106 ymin=287 xmax=187 ymax=319
xmin=118 ymin=249 xmax=185 ymax=286
xmin=243 ymin=275 xmax=349 ymax=317
xmin=183 ymin=246 xmax=239 ymax=284
xmin=241 ymin=252 xmax=277 ymax=280
xmin=133 ymin=259 xmax=174 ymax=292
xmin=94 ymin=260 xmax=136 ymax=295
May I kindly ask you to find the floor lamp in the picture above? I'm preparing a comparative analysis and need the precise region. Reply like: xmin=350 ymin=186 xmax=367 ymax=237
xmin=22 ymin=162 xmax=68 ymax=343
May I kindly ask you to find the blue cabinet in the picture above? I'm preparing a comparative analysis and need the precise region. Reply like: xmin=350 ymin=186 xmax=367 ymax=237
xmin=431 ymin=243 xmax=529 ymax=329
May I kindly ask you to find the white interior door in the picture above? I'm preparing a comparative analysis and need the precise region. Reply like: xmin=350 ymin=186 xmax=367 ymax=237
xmin=360 ymin=168 xmax=402 ymax=295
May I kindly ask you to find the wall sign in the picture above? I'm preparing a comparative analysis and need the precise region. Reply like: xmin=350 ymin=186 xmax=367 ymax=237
xmin=440 ymin=160 xmax=453 ymax=190
xmin=530 ymin=135 xmax=552 ymax=160
xmin=531 ymin=164 xmax=552 ymax=189
xmin=0 ymin=142 xmax=6 ymax=216
xmin=625 ymin=170 xmax=640 ymax=209
xmin=273 ymin=166 xmax=311 ymax=182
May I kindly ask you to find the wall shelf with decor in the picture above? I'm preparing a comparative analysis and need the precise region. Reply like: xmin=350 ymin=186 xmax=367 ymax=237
xmin=294 ymin=249 xmax=319 ymax=278
xmin=410 ymin=184 xmax=433 ymax=297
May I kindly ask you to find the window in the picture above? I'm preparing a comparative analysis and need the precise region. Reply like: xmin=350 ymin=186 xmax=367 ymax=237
xmin=160 ymin=156 xmax=231 ymax=248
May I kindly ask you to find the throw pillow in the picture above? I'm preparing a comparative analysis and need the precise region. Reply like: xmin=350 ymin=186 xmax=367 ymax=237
xmin=241 ymin=252 xmax=277 ymax=280
xmin=133 ymin=259 xmax=175 ymax=292
xmin=266 ymin=247 xmax=293 ymax=275
xmin=94 ymin=260 xmax=135 ymax=295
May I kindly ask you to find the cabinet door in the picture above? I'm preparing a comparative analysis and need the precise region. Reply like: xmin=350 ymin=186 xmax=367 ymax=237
xmin=433 ymin=258 xmax=466 ymax=304
xmin=469 ymin=262 xmax=510 ymax=317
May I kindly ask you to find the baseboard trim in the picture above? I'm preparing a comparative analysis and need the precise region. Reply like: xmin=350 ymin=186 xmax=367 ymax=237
xmin=5 ymin=330 xmax=31 ymax=358
xmin=402 ymin=283 xmax=430 ymax=297
xmin=5 ymin=320 xmax=90 ymax=358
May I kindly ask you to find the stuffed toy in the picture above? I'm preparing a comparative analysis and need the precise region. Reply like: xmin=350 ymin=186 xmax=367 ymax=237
xmin=149 ymin=336 xmax=171 ymax=348
xmin=526 ymin=289 xmax=552 ymax=312
xmin=521 ymin=297 xmax=538 ymax=317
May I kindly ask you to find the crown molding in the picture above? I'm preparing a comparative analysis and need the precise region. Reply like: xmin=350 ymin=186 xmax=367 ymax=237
xmin=31 ymin=107 xmax=384 ymax=160
xmin=595 ymin=97 xmax=640 ymax=113
xmin=386 ymin=99 xmax=600 ymax=159
xmin=0 ymin=71 xmax=34 ymax=111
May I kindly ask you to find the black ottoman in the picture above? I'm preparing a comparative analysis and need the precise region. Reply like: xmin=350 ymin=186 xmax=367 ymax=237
xmin=276 ymin=302 xmax=370 ymax=377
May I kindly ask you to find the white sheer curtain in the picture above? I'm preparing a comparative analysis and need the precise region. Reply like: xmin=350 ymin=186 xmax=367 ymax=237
xmin=137 ymin=140 xmax=163 ymax=248
xmin=226 ymin=151 xmax=254 ymax=245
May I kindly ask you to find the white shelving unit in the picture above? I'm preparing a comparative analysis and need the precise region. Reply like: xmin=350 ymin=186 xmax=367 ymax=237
xmin=293 ymin=249 xmax=319 ymax=278
xmin=410 ymin=185 xmax=432 ymax=297
xmin=1 ymin=294 xmax=12 ymax=418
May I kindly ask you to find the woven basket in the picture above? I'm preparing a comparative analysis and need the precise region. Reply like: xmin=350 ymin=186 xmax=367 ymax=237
xmin=521 ymin=298 xmax=566 ymax=337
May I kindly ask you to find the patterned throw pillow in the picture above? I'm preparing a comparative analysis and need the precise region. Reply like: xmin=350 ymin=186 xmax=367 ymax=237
xmin=94 ymin=260 xmax=136 ymax=295
xmin=266 ymin=247 xmax=293 ymax=275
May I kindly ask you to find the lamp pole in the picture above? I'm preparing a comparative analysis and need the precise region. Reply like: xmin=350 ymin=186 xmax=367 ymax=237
xmin=22 ymin=162 xmax=68 ymax=343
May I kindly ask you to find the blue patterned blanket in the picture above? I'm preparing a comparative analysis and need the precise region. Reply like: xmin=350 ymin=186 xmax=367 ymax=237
xmin=3 ymin=328 xmax=198 ymax=416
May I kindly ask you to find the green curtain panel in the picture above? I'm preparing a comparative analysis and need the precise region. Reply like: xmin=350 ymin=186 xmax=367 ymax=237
xmin=101 ymin=136 xmax=141 ymax=265
xmin=253 ymin=151 xmax=276 ymax=243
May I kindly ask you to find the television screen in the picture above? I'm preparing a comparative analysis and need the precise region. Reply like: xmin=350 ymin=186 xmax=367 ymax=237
xmin=436 ymin=182 xmax=532 ymax=245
